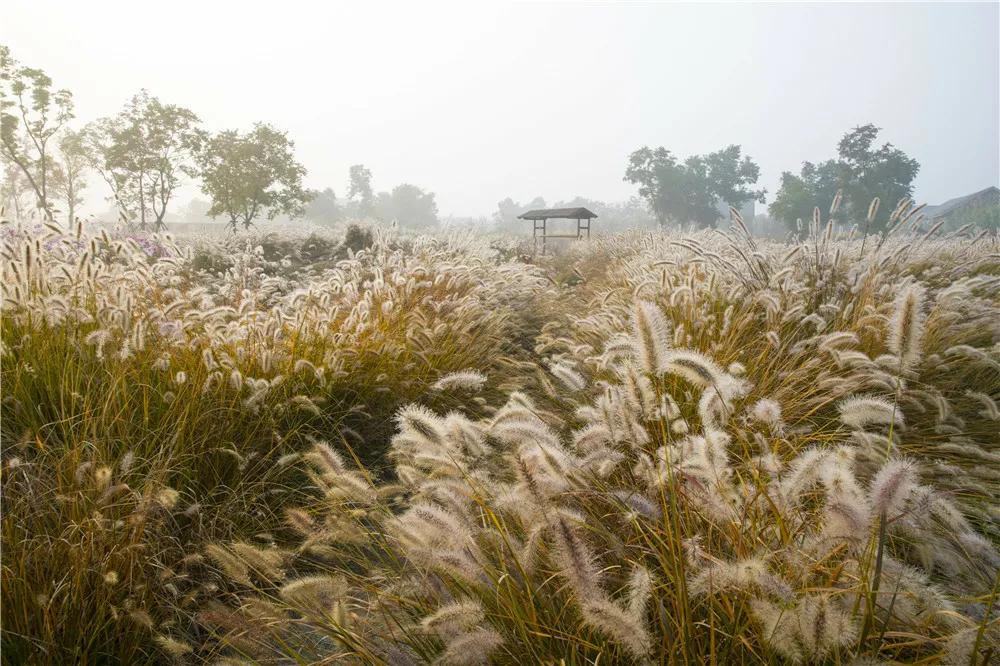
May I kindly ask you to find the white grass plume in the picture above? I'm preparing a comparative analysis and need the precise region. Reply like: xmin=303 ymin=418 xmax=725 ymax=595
xmin=662 ymin=349 xmax=726 ymax=388
xmin=549 ymin=362 xmax=587 ymax=392
xmin=279 ymin=575 xmax=346 ymax=617
xmin=748 ymin=398 xmax=784 ymax=431
xmin=421 ymin=599 xmax=485 ymax=639
xmin=626 ymin=566 xmax=652 ymax=621
xmin=750 ymin=595 xmax=857 ymax=662
xmin=580 ymin=597 xmax=651 ymax=659
xmin=432 ymin=369 xmax=488 ymax=393
xmin=396 ymin=404 xmax=448 ymax=448
xmin=205 ymin=544 xmax=251 ymax=586
xmin=965 ymin=390 xmax=1000 ymax=420
xmin=838 ymin=395 xmax=904 ymax=430
xmin=631 ymin=300 xmax=672 ymax=375
xmin=435 ymin=627 xmax=504 ymax=666
xmin=887 ymin=282 xmax=927 ymax=371
xmin=618 ymin=363 xmax=657 ymax=419
xmin=869 ymin=458 xmax=919 ymax=517
xmin=550 ymin=512 xmax=601 ymax=599
xmin=688 ymin=557 xmax=790 ymax=600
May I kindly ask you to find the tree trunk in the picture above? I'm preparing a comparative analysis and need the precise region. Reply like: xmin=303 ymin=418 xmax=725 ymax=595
xmin=153 ymin=177 xmax=169 ymax=232
xmin=4 ymin=146 xmax=48 ymax=220
xmin=66 ymin=173 xmax=76 ymax=228
xmin=38 ymin=139 xmax=49 ymax=218
xmin=139 ymin=172 xmax=147 ymax=229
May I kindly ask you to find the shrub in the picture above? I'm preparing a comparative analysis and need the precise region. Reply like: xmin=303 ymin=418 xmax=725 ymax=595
xmin=343 ymin=224 xmax=374 ymax=255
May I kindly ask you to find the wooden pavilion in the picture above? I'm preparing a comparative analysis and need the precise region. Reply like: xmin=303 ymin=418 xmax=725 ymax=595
xmin=517 ymin=207 xmax=597 ymax=253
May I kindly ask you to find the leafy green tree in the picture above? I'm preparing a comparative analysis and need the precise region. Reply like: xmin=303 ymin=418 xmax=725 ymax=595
xmin=0 ymin=45 xmax=74 ymax=218
xmin=375 ymin=183 xmax=438 ymax=229
xmin=84 ymin=115 xmax=140 ymax=224
xmin=348 ymin=164 xmax=374 ymax=218
xmin=492 ymin=196 xmax=546 ymax=233
xmin=552 ymin=195 xmax=656 ymax=232
xmin=837 ymin=124 xmax=919 ymax=230
xmin=768 ymin=172 xmax=812 ymax=233
xmin=624 ymin=145 xmax=764 ymax=228
xmin=197 ymin=123 xmax=312 ymax=231
xmin=177 ymin=197 xmax=212 ymax=223
xmin=304 ymin=187 xmax=340 ymax=225
xmin=1 ymin=154 xmax=34 ymax=218
xmin=701 ymin=145 xmax=765 ymax=215
xmin=54 ymin=129 xmax=91 ymax=224
xmin=95 ymin=91 xmax=202 ymax=230
xmin=770 ymin=125 xmax=919 ymax=233
xmin=768 ymin=160 xmax=843 ymax=233
xmin=624 ymin=147 xmax=679 ymax=228
xmin=493 ymin=197 xmax=521 ymax=230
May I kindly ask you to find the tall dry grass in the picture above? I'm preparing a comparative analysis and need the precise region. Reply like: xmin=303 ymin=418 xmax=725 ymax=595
xmin=2 ymin=208 xmax=998 ymax=664
xmin=1 ymin=218 xmax=548 ymax=662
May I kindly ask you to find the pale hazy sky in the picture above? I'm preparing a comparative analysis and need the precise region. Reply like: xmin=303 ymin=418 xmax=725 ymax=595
xmin=5 ymin=1 xmax=999 ymax=218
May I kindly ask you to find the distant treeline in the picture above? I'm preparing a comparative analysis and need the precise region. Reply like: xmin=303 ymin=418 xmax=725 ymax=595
xmin=6 ymin=44 xmax=993 ymax=236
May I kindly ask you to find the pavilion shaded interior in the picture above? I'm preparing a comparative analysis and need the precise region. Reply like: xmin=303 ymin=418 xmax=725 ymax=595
xmin=517 ymin=207 xmax=597 ymax=252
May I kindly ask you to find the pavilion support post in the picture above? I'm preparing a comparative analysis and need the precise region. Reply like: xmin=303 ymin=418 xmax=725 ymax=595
xmin=521 ymin=208 xmax=596 ymax=255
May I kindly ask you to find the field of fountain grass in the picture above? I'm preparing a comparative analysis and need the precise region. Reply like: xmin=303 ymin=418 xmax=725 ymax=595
xmin=1 ymin=212 xmax=998 ymax=664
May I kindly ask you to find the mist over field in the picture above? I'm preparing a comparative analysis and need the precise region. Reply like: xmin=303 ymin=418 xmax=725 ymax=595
xmin=4 ymin=1 xmax=998 ymax=224
xmin=2 ymin=3 xmax=999 ymax=665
